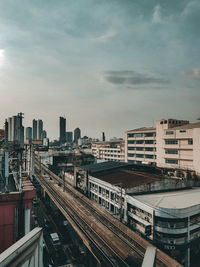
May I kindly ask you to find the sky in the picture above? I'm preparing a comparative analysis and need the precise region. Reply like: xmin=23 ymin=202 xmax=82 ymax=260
xmin=0 ymin=0 xmax=199 ymax=140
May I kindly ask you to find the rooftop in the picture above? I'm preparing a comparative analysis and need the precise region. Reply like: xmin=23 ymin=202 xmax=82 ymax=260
xmin=81 ymin=161 xmax=132 ymax=174
xmin=171 ymin=122 xmax=200 ymax=130
xmin=134 ymin=188 xmax=200 ymax=209
xmin=127 ymin=127 xmax=156 ymax=133
xmin=95 ymin=169 xmax=161 ymax=189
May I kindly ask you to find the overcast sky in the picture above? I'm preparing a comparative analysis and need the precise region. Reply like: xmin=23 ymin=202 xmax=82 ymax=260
xmin=0 ymin=0 xmax=199 ymax=140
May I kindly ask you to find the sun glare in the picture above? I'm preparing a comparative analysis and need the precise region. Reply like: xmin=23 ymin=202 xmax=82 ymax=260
xmin=0 ymin=49 xmax=5 ymax=67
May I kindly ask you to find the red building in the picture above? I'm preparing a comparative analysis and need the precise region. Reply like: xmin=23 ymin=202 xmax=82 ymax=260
xmin=0 ymin=178 xmax=36 ymax=253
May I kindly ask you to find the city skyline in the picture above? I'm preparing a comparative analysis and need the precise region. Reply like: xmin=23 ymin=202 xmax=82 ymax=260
xmin=0 ymin=0 xmax=199 ymax=139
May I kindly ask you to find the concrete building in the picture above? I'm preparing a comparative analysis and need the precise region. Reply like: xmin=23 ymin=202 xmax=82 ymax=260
xmin=26 ymin=127 xmax=32 ymax=141
xmin=125 ymin=119 xmax=200 ymax=178
xmin=74 ymin=128 xmax=81 ymax=144
xmin=100 ymin=132 xmax=105 ymax=142
xmin=0 ymin=177 xmax=36 ymax=253
xmin=156 ymin=119 xmax=200 ymax=177
xmin=74 ymin=161 xmax=200 ymax=265
xmin=59 ymin=117 xmax=66 ymax=144
xmin=65 ymin=131 xmax=73 ymax=144
xmin=7 ymin=113 xmax=24 ymax=148
xmin=125 ymin=127 xmax=156 ymax=165
xmin=32 ymin=119 xmax=37 ymax=140
xmin=41 ymin=130 xmax=47 ymax=140
xmin=37 ymin=119 xmax=43 ymax=140
xmin=92 ymin=139 xmax=125 ymax=162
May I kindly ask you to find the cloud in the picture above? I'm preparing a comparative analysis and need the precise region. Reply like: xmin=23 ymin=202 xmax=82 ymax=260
xmin=91 ymin=29 xmax=116 ymax=43
xmin=152 ymin=5 xmax=162 ymax=23
xmin=103 ymin=70 xmax=169 ymax=87
xmin=184 ymin=68 xmax=200 ymax=80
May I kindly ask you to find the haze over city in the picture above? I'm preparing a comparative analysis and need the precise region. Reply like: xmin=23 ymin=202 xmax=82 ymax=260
xmin=0 ymin=0 xmax=199 ymax=139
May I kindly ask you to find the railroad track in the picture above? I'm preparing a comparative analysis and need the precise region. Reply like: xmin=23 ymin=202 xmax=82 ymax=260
xmin=35 ymin=169 xmax=132 ymax=267
xmin=34 ymin=159 xmax=182 ymax=267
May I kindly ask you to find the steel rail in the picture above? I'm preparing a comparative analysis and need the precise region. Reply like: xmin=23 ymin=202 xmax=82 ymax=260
xmin=35 ymin=169 xmax=130 ymax=267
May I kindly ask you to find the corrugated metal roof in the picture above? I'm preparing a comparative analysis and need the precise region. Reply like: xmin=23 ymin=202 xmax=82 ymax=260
xmin=95 ymin=169 xmax=161 ymax=188
xmin=80 ymin=161 xmax=132 ymax=173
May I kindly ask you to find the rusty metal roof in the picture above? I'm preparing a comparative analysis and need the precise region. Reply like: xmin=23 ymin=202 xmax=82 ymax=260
xmin=95 ymin=169 xmax=161 ymax=189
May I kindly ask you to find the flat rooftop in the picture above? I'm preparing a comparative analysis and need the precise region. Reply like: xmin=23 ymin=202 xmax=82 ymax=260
xmin=134 ymin=188 xmax=200 ymax=209
xmin=127 ymin=127 xmax=156 ymax=133
xmin=171 ymin=122 xmax=200 ymax=130
xmin=81 ymin=161 xmax=132 ymax=174
xmin=95 ymin=169 xmax=161 ymax=189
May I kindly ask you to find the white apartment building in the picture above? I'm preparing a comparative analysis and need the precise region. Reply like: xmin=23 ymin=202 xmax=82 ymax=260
xmin=125 ymin=119 xmax=200 ymax=177
xmin=125 ymin=127 xmax=156 ymax=165
xmin=91 ymin=140 xmax=125 ymax=162
xmin=156 ymin=119 xmax=200 ymax=176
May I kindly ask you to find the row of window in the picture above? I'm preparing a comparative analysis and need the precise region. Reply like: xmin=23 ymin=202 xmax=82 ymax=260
xmin=128 ymin=154 xmax=155 ymax=159
xmin=165 ymin=139 xmax=193 ymax=145
xmin=165 ymin=149 xmax=178 ymax=154
xmin=165 ymin=159 xmax=178 ymax=164
xmin=128 ymin=140 xmax=156 ymax=144
xmin=128 ymin=132 xmax=156 ymax=138
xmin=128 ymin=147 xmax=155 ymax=151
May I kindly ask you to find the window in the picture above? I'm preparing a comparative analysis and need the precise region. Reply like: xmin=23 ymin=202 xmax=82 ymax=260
xmin=145 ymin=147 xmax=154 ymax=151
xmin=165 ymin=159 xmax=178 ymax=164
xmin=128 ymin=147 xmax=135 ymax=150
xmin=165 ymin=149 xmax=178 ymax=154
xmin=136 ymin=133 xmax=144 ymax=137
xmin=136 ymin=154 xmax=144 ymax=158
xmin=180 ymin=130 xmax=186 ymax=133
xmin=188 ymin=139 xmax=193 ymax=145
xmin=165 ymin=140 xmax=178 ymax=145
xmin=145 ymin=140 xmax=154 ymax=144
xmin=128 ymin=133 xmax=134 ymax=138
xmin=99 ymin=186 xmax=102 ymax=194
xmin=145 ymin=154 xmax=154 ymax=159
xmin=136 ymin=147 xmax=144 ymax=151
xmin=166 ymin=131 xmax=174 ymax=135
xmin=136 ymin=140 xmax=144 ymax=144
xmin=128 ymin=140 xmax=135 ymax=144
xmin=128 ymin=153 xmax=135 ymax=157
xmin=144 ymin=133 xmax=155 ymax=137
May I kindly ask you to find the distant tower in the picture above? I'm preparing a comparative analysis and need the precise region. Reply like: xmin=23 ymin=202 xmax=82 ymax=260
xmin=32 ymin=119 xmax=37 ymax=140
xmin=59 ymin=117 xmax=66 ymax=144
xmin=26 ymin=127 xmax=32 ymax=141
xmin=37 ymin=119 xmax=43 ymax=140
xmin=74 ymin=128 xmax=81 ymax=144
xmin=65 ymin=132 xmax=73 ymax=144
xmin=101 ymin=132 xmax=105 ymax=142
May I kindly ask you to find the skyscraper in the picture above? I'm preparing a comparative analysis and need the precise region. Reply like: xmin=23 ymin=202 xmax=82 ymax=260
xmin=37 ymin=119 xmax=43 ymax=140
xmin=32 ymin=119 xmax=37 ymax=140
xmin=74 ymin=127 xmax=81 ymax=144
xmin=101 ymin=132 xmax=105 ymax=142
xmin=26 ymin=127 xmax=32 ymax=141
xmin=65 ymin=131 xmax=73 ymax=144
xmin=59 ymin=117 xmax=66 ymax=144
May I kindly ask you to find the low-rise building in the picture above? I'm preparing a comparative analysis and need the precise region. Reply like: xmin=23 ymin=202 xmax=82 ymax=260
xmin=91 ymin=139 xmax=125 ymax=162
xmin=125 ymin=127 xmax=156 ymax=165
xmin=156 ymin=119 xmax=200 ymax=177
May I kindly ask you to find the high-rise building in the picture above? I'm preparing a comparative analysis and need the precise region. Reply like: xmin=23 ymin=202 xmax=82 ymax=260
xmin=100 ymin=132 xmax=105 ymax=142
xmin=41 ymin=130 xmax=47 ymax=140
xmin=65 ymin=131 xmax=73 ymax=144
xmin=32 ymin=119 xmax=37 ymax=140
xmin=26 ymin=127 xmax=32 ymax=141
xmin=74 ymin=127 xmax=81 ymax=144
xmin=37 ymin=120 xmax=43 ymax=140
xmin=59 ymin=117 xmax=66 ymax=144
xmin=6 ymin=113 xmax=24 ymax=148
